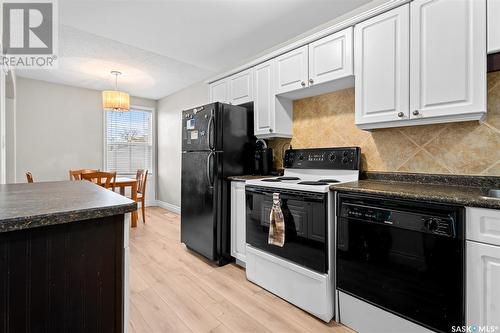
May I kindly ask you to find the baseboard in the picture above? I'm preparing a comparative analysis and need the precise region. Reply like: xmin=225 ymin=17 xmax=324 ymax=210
xmin=154 ymin=200 xmax=181 ymax=214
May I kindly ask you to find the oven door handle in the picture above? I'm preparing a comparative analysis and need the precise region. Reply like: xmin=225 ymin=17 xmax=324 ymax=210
xmin=245 ymin=187 xmax=325 ymax=202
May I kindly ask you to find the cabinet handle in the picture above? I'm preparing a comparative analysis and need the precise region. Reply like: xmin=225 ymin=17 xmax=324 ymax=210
xmin=397 ymin=112 xmax=405 ymax=118
xmin=309 ymin=78 xmax=314 ymax=85
xmin=413 ymin=110 xmax=420 ymax=116
xmin=301 ymin=81 xmax=306 ymax=87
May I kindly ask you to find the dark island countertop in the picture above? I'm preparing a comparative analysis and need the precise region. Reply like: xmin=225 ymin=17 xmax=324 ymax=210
xmin=0 ymin=181 xmax=137 ymax=233
xmin=330 ymin=180 xmax=500 ymax=210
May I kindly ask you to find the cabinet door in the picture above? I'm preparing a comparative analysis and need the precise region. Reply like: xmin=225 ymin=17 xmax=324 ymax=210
xmin=488 ymin=0 xmax=500 ymax=54
xmin=309 ymin=27 xmax=353 ymax=86
xmin=274 ymin=45 xmax=308 ymax=95
xmin=231 ymin=181 xmax=246 ymax=263
xmin=410 ymin=0 xmax=486 ymax=120
xmin=229 ymin=69 xmax=253 ymax=105
xmin=354 ymin=5 xmax=410 ymax=125
xmin=466 ymin=241 xmax=500 ymax=327
xmin=253 ymin=60 xmax=275 ymax=136
xmin=209 ymin=79 xmax=228 ymax=103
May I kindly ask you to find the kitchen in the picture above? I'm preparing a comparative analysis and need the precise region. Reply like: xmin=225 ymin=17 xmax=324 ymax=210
xmin=180 ymin=0 xmax=500 ymax=332
xmin=0 ymin=0 xmax=498 ymax=332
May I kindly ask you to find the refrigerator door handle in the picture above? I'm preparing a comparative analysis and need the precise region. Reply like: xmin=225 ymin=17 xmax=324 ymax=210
xmin=206 ymin=151 xmax=215 ymax=188
xmin=207 ymin=109 xmax=215 ymax=150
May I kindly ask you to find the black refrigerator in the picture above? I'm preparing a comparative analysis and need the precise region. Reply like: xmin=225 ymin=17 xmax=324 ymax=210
xmin=181 ymin=102 xmax=254 ymax=265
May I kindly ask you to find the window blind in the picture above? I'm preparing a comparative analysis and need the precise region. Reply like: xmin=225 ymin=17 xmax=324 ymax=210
xmin=106 ymin=108 xmax=152 ymax=175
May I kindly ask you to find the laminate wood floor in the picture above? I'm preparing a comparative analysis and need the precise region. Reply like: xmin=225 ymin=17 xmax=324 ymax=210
xmin=129 ymin=207 xmax=353 ymax=333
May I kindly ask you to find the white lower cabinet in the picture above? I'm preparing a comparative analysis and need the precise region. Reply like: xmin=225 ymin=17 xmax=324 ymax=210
xmin=231 ymin=181 xmax=246 ymax=264
xmin=466 ymin=207 xmax=500 ymax=328
xmin=466 ymin=241 xmax=500 ymax=327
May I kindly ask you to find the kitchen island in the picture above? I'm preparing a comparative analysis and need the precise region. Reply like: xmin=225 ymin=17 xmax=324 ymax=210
xmin=0 ymin=181 xmax=136 ymax=333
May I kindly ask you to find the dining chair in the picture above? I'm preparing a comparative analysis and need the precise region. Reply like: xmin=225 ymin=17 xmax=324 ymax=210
xmin=135 ymin=169 xmax=148 ymax=223
xmin=81 ymin=171 xmax=117 ymax=191
xmin=26 ymin=172 xmax=34 ymax=183
xmin=69 ymin=169 xmax=99 ymax=180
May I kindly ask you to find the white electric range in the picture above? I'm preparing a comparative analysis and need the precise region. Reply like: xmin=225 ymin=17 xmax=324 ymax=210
xmin=244 ymin=147 xmax=361 ymax=322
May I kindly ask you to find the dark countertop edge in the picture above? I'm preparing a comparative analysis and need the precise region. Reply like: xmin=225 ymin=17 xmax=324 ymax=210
xmin=362 ymin=171 xmax=500 ymax=188
xmin=0 ymin=202 xmax=137 ymax=234
xmin=330 ymin=182 xmax=500 ymax=210
xmin=227 ymin=175 xmax=274 ymax=182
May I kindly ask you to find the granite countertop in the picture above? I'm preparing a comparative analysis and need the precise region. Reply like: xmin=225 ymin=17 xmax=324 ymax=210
xmin=0 ymin=181 xmax=137 ymax=233
xmin=331 ymin=180 xmax=500 ymax=210
xmin=227 ymin=175 xmax=275 ymax=182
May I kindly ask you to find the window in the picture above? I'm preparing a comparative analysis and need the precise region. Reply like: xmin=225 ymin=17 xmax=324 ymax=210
xmin=105 ymin=107 xmax=153 ymax=176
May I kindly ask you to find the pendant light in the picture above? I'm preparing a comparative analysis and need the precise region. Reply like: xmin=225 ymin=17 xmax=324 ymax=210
xmin=102 ymin=70 xmax=130 ymax=111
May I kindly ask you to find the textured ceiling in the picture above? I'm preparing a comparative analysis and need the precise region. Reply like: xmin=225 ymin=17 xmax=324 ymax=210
xmin=16 ymin=0 xmax=372 ymax=100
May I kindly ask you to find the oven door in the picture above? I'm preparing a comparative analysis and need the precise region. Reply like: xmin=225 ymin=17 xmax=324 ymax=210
xmin=336 ymin=195 xmax=464 ymax=333
xmin=245 ymin=186 xmax=328 ymax=273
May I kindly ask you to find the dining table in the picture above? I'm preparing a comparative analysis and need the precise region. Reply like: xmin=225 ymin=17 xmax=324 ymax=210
xmin=113 ymin=177 xmax=139 ymax=227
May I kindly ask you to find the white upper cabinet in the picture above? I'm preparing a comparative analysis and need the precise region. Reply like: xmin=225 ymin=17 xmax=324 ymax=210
xmin=488 ymin=0 xmax=500 ymax=54
xmin=274 ymin=45 xmax=309 ymax=95
xmin=274 ymin=29 xmax=354 ymax=97
xmin=253 ymin=60 xmax=274 ymax=136
xmin=355 ymin=0 xmax=486 ymax=129
xmin=209 ymin=79 xmax=229 ymax=103
xmin=410 ymin=0 xmax=486 ymax=121
xmin=309 ymin=27 xmax=353 ymax=86
xmin=229 ymin=69 xmax=253 ymax=105
xmin=210 ymin=70 xmax=253 ymax=105
xmin=253 ymin=60 xmax=293 ymax=138
xmin=355 ymin=5 xmax=410 ymax=126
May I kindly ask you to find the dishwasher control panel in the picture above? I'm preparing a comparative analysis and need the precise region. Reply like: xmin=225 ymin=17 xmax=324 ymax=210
xmin=339 ymin=199 xmax=458 ymax=238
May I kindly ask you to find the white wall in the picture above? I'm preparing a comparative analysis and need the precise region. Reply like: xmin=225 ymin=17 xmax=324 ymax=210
xmin=5 ymin=70 xmax=17 ymax=184
xmin=15 ymin=77 xmax=156 ymax=184
xmin=157 ymin=82 xmax=209 ymax=208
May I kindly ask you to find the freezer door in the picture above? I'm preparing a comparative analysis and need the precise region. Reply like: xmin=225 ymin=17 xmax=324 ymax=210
xmin=181 ymin=151 xmax=217 ymax=260
xmin=182 ymin=104 xmax=218 ymax=151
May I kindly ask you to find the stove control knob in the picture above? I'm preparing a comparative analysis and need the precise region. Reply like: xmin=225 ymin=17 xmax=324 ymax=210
xmin=298 ymin=154 xmax=304 ymax=161
xmin=329 ymin=153 xmax=336 ymax=161
xmin=342 ymin=157 xmax=349 ymax=164
xmin=343 ymin=151 xmax=349 ymax=157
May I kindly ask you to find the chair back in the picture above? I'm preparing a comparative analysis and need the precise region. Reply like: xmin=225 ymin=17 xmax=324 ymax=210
xmin=136 ymin=169 xmax=148 ymax=194
xmin=69 ymin=169 xmax=99 ymax=180
xmin=26 ymin=172 xmax=34 ymax=183
xmin=81 ymin=171 xmax=116 ymax=190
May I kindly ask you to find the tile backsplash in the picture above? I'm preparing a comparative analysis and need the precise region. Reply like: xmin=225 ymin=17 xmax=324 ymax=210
xmin=268 ymin=72 xmax=500 ymax=176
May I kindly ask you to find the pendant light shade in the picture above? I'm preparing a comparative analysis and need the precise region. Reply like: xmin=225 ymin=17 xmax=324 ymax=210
xmin=102 ymin=71 xmax=130 ymax=111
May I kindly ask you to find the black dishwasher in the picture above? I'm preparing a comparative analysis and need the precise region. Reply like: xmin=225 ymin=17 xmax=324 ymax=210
xmin=336 ymin=193 xmax=464 ymax=333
